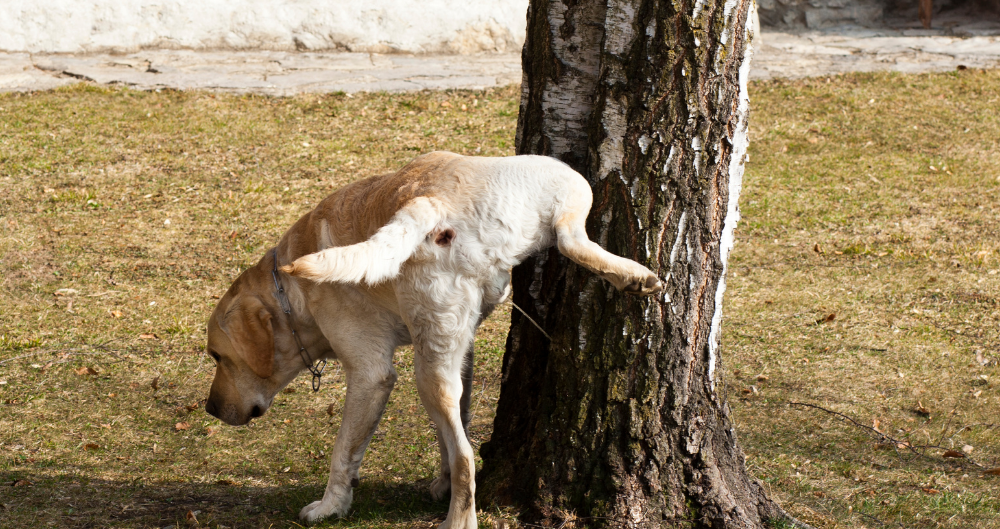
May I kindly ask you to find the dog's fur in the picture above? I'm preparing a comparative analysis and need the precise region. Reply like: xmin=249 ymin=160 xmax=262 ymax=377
xmin=204 ymin=152 xmax=661 ymax=528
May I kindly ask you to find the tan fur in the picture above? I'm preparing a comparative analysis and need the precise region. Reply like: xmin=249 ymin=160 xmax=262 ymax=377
xmin=204 ymin=152 xmax=662 ymax=528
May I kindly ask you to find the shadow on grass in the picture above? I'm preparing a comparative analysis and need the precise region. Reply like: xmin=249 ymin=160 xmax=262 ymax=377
xmin=1 ymin=469 xmax=448 ymax=528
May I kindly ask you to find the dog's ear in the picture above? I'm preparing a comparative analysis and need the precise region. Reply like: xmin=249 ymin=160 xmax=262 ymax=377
xmin=221 ymin=296 xmax=275 ymax=379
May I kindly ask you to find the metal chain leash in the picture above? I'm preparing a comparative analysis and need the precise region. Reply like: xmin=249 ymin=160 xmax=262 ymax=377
xmin=271 ymin=250 xmax=326 ymax=391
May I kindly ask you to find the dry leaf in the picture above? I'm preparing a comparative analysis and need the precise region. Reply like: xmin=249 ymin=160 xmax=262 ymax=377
xmin=872 ymin=418 xmax=882 ymax=433
xmin=914 ymin=402 xmax=931 ymax=417
xmin=12 ymin=479 xmax=32 ymax=487
xmin=151 ymin=376 xmax=160 ymax=392
xmin=942 ymin=450 xmax=965 ymax=458
xmin=216 ymin=478 xmax=236 ymax=486
xmin=756 ymin=374 xmax=769 ymax=382
xmin=184 ymin=402 xmax=200 ymax=412
xmin=206 ymin=426 xmax=217 ymax=438
xmin=110 ymin=310 xmax=123 ymax=318
xmin=440 ymin=101 xmax=452 ymax=108
xmin=816 ymin=313 xmax=836 ymax=324
xmin=813 ymin=491 xmax=826 ymax=498
xmin=74 ymin=366 xmax=98 ymax=376
xmin=83 ymin=443 xmax=99 ymax=451
xmin=813 ymin=243 xmax=823 ymax=254
xmin=175 ymin=422 xmax=191 ymax=431
xmin=139 ymin=333 xmax=158 ymax=340
xmin=283 ymin=387 xmax=296 ymax=394
xmin=983 ymin=468 xmax=1000 ymax=476
xmin=326 ymin=403 xmax=337 ymax=417
xmin=185 ymin=510 xmax=199 ymax=526
xmin=921 ymin=488 xmax=940 ymax=494
xmin=963 ymin=444 xmax=974 ymax=454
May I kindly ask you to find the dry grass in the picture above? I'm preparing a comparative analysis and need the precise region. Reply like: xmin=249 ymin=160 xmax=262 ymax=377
xmin=0 ymin=85 xmax=518 ymax=528
xmin=729 ymin=69 xmax=1000 ymax=528
xmin=1 ymin=69 xmax=998 ymax=529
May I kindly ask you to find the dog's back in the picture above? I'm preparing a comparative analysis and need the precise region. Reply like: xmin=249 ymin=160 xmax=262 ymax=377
xmin=282 ymin=152 xmax=592 ymax=286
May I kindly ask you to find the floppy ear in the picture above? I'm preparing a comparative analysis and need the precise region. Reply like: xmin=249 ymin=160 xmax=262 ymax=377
xmin=222 ymin=297 xmax=275 ymax=379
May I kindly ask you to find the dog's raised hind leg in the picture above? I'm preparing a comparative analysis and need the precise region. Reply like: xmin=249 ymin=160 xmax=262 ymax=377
xmin=554 ymin=192 xmax=662 ymax=295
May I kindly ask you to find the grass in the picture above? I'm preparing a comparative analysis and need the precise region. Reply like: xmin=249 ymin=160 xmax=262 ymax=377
xmin=1 ymin=69 xmax=998 ymax=528
xmin=729 ymin=70 xmax=1000 ymax=528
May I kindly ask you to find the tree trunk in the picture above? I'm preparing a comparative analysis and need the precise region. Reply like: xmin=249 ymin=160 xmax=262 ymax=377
xmin=478 ymin=0 xmax=789 ymax=527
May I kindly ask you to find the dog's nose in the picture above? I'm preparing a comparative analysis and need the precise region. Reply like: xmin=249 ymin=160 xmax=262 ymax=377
xmin=250 ymin=405 xmax=264 ymax=418
xmin=205 ymin=399 xmax=219 ymax=418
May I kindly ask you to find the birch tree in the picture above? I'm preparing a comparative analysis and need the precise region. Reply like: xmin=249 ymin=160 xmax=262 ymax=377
xmin=477 ymin=0 xmax=799 ymax=526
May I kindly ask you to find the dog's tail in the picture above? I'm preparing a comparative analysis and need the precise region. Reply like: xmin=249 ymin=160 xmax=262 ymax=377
xmin=280 ymin=196 xmax=446 ymax=285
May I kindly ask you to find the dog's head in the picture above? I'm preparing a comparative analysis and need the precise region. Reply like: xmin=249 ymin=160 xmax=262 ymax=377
xmin=204 ymin=271 xmax=301 ymax=426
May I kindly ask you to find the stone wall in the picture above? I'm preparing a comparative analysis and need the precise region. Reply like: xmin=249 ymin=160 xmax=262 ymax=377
xmin=757 ymin=0 xmax=886 ymax=29
xmin=757 ymin=0 xmax=991 ymax=30
xmin=0 ymin=0 xmax=529 ymax=54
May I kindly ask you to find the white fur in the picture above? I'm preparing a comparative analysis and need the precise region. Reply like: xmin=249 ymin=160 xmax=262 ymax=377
xmin=276 ymin=154 xmax=661 ymax=529
xmin=289 ymin=196 xmax=446 ymax=285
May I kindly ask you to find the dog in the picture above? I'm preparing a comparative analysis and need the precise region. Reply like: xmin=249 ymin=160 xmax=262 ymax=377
xmin=204 ymin=151 xmax=662 ymax=528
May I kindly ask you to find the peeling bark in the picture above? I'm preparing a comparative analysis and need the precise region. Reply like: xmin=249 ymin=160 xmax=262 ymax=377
xmin=478 ymin=0 xmax=788 ymax=527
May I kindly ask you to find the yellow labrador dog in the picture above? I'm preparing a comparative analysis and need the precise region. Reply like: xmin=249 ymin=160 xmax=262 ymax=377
xmin=204 ymin=151 xmax=661 ymax=528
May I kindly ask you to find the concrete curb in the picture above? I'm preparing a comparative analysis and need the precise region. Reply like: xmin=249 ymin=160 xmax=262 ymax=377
xmin=2 ymin=32 xmax=998 ymax=94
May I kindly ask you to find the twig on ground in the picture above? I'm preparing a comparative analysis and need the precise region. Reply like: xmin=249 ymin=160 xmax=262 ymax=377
xmin=789 ymin=402 xmax=988 ymax=469
xmin=935 ymin=405 xmax=963 ymax=448
xmin=948 ymin=423 xmax=999 ymax=441
xmin=857 ymin=509 xmax=907 ymax=529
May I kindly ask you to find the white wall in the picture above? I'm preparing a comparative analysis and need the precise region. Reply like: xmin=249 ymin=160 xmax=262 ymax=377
xmin=0 ymin=0 xmax=529 ymax=54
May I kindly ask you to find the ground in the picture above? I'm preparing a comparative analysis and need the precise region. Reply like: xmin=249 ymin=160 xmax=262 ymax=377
xmin=1 ymin=70 xmax=998 ymax=528
xmin=2 ymin=32 xmax=999 ymax=94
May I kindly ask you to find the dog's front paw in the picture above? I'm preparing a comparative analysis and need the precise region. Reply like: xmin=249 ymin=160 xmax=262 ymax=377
xmin=623 ymin=274 xmax=663 ymax=296
xmin=299 ymin=487 xmax=353 ymax=524
xmin=299 ymin=500 xmax=341 ymax=524
xmin=437 ymin=509 xmax=478 ymax=529
xmin=429 ymin=474 xmax=451 ymax=501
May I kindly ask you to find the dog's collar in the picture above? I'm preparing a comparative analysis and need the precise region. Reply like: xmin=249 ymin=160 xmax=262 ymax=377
xmin=271 ymin=250 xmax=327 ymax=392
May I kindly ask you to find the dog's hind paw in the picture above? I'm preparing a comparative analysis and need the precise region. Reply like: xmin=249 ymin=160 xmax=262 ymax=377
xmin=429 ymin=474 xmax=451 ymax=501
xmin=623 ymin=274 xmax=663 ymax=296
